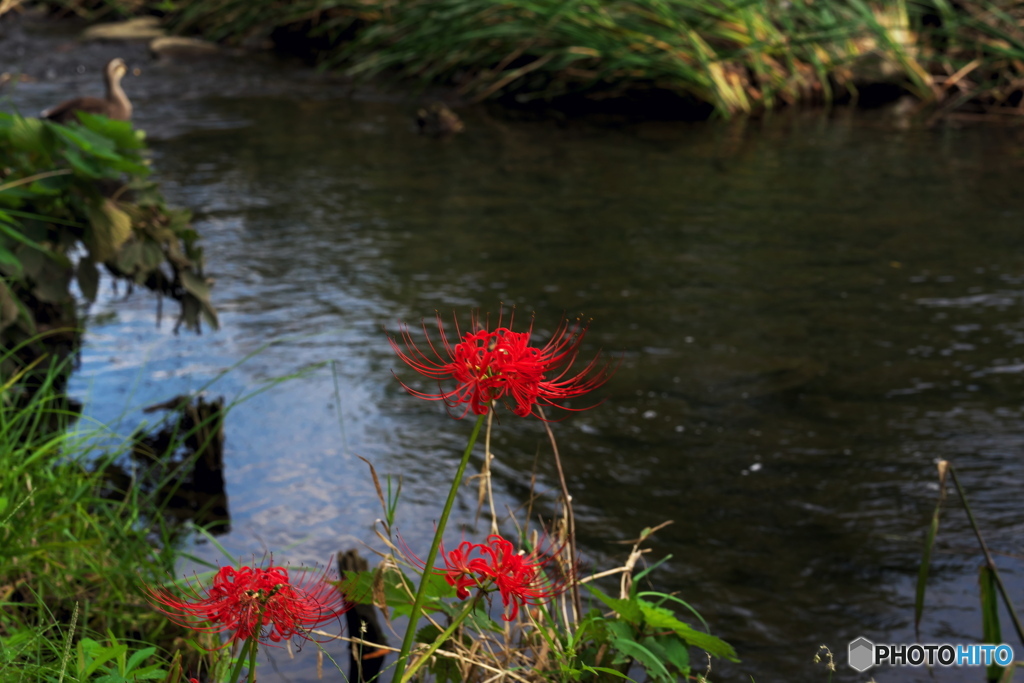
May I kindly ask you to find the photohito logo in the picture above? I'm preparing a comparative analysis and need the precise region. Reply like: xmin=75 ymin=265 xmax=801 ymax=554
xmin=847 ymin=637 xmax=1014 ymax=672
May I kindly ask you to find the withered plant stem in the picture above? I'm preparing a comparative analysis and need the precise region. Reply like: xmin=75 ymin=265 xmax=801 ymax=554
xmin=537 ymin=406 xmax=583 ymax=621
xmin=947 ymin=463 xmax=1024 ymax=646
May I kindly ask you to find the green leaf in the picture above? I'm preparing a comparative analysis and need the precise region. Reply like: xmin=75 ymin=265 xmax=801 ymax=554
xmin=579 ymin=665 xmax=632 ymax=679
xmin=605 ymin=620 xmax=673 ymax=683
xmin=8 ymin=117 xmax=44 ymax=152
xmin=980 ymin=565 xmax=1003 ymax=681
xmin=85 ymin=199 xmax=133 ymax=263
xmin=415 ymin=624 xmax=443 ymax=644
xmin=79 ymin=639 xmax=128 ymax=677
xmin=0 ymin=242 xmax=24 ymax=280
xmin=636 ymin=599 xmax=738 ymax=662
xmin=630 ymin=554 xmax=671 ymax=593
xmin=180 ymin=270 xmax=210 ymax=300
xmin=125 ymin=647 xmax=157 ymax=673
xmin=916 ymin=462 xmax=946 ymax=638
xmin=116 ymin=239 xmax=143 ymax=276
xmin=78 ymin=113 xmax=146 ymax=152
xmin=585 ymin=584 xmax=643 ymax=623
xmin=464 ymin=603 xmax=503 ymax=634
xmin=643 ymin=634 xmax=690 ymax=675
xmin=338 ymin=568 xmax=453 ymax=618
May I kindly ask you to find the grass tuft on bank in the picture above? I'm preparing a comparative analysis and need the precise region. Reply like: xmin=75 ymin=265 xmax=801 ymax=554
xmin=0 ymin=356 xmax=204 ymax=682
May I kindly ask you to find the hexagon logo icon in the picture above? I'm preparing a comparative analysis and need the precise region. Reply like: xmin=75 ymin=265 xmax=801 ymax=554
xmin=848 ymin=637 xmax=875 ymax=672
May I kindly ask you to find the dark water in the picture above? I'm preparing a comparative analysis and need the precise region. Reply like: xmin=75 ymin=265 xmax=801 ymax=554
xmin=5 ymin=19 xmax=1024 ymax=682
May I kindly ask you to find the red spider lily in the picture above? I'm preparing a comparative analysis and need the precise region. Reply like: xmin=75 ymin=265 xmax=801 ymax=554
xmin=405 ymin=534 xmax=569 ymax=621
xmin=388 ymin=310 xmax=614 ymax=419
xmin=146 ymin=563 xmax=349 ymax=645
xmin=474 ymin=535 xmax=570 ymax=622
xmin=438 ymin=540 xmax=491 ymax=599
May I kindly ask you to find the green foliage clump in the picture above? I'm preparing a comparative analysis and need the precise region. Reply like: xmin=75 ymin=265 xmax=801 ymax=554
xmin=0 ymin=112 xmax=216 ymax=375
xmin=0 ymin=358 xmax=195 ymax=682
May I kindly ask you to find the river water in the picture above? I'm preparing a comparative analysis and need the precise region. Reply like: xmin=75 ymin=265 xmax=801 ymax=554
xmin=5 ymin=17 xmax=1024 ymax=683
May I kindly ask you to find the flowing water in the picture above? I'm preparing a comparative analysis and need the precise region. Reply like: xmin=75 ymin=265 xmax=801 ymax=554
xmin=5 ymin=17 xmax=1024 ymax=682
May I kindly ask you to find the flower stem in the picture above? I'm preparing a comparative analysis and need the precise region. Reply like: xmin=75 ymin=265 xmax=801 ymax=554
xmin=225 ymin=639 xmax=252 ymax=683
xmin=247 ymin=633 xmax=258 ymax=683
xmin=391 ymin=412 xmax=487 ymax=683
xmin=401 ymin=596 xmax=479 ymax=682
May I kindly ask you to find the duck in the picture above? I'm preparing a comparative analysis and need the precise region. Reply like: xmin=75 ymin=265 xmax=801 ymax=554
xmin=41 ymin=58 xmax=132 ymax=124
xmin=416 ymin=102 xmax=464 ymax=137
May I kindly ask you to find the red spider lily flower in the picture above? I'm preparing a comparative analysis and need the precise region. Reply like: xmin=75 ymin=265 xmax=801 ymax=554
xmin=474 ymin=535 xmax=569 ymax=622
xmin=404 ymin=534 xmax=569 ymax=621
xmin=438 ymin=540 xmax=491 ymax=599
xmin=388 ymin=310 xmax=614 ymax=419
xmin=146 ymin=563 xmax=349 ymax=645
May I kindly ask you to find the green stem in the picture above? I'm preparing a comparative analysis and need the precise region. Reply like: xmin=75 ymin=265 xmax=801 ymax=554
xmin=225 ymin=640 xmax=252 ymax=683
xmin=402 ymin=596 xmax=480 ymax=682
xmin=246 ymin=633 xmax=258 ymax=683
xmin=391 ymin=412 xmax=487 ymax=683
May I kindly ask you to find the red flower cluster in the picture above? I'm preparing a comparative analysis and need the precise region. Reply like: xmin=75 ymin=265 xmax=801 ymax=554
xmin=146 ymin=563 xmax=348 ymax=645
xmin=389 ymin=311 xmax=614 ymax=418
xmin=435 ymin=535 xmax=569 ymax=621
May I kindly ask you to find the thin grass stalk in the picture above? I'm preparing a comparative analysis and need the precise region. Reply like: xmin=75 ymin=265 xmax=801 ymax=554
xmin=536 ymin=406 xmax=582 ymax=624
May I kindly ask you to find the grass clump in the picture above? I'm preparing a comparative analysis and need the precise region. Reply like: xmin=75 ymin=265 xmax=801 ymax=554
xmin=0 ymin=356 xmax=201 ymax=682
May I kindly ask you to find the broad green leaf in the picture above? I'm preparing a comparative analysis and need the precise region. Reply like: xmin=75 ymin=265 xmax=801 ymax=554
xmin=605 ymin=620 xmax=673 ymax=682
xmin=81 ymin=640 xmax=128 ymax=677
xmin=116 ymin=239 xmax=143 ymax=276
xmin=85 ymin=199 xmax=133 ymax=263
xmin=415 ymin=624 xmax=443 ymax=644
xmin=78 ymin=113 xmax=146 ymax=152
xmin=50 ymin=124 xmax=119 ymax=160
xmin=338 ymin=567 xmax=453 ymax=617
xmin=125 ymin=647 xmax=157 ymax=673
xmin=637 ymin=599 xmax=738 ymax=662
xmin=643 ymin=634 xmax=690 ymax=675
xmin=585 ymin=584 xmax=643 ymax=623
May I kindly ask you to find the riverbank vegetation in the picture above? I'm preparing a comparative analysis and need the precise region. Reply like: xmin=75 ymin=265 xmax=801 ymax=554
xmin=10 ymin=0 xmax=1024 ymax=118
xmin=0 ymin=103 xmax=224 ymax=679
xmin=0 ymin=356 xmax=208 ymax=682
xmin=0 ymin=111 xmax=216 ymax=386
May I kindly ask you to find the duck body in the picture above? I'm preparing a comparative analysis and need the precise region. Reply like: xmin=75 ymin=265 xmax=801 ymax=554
xmin=42 ymin=58 xmax=132 ymax=124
